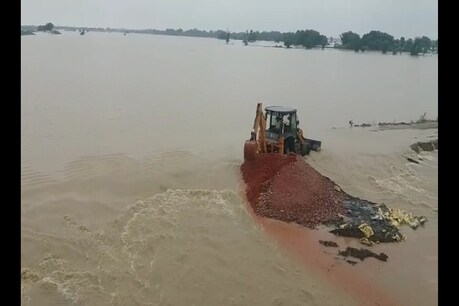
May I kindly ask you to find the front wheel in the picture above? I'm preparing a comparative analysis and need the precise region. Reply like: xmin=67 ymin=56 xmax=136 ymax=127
xmin=301 ymin=142 xmax=310 ymax=155
xmin=284 ymin=137 xmax=296 ymax=154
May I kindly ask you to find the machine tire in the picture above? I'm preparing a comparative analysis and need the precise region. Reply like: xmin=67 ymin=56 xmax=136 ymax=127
xmin=284 ymin=137 xmax=296 ymax=154
xmin=302 ymin=142 xmax=311 ymax=155
xmin=244 ymin=141 xmax=257 ymax=160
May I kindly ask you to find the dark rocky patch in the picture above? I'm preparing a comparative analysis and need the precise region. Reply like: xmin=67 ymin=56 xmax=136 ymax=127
xmin=406 ymin=157 xmax=420 ymax=164
xmin=346 ymin=260 xmax=358 ymax=266
xmin=411 ymin=139 xmax=438 ymax=153
xmin=319 ymin=240 xmax=339 ymax=248
xmin=339 ymin=247 xmax=388 ymax=262
xmin=327 ymin=196 xmax=405 ymax=243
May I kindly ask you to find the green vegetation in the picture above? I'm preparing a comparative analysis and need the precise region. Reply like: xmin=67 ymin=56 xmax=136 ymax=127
xmin=243 ymin=34 xmax=248 ymax=46
xmin=21 ymin=30 xmax=35 ymax=36
xmin=26 ymin=24 xmax=437 ymax=54
xmin=37 ymin=23 xmax=54 ymax=32
xmin=282 ymin=30 xmax=327 ymax=49
xmin=338 ymin=30 xmax=437 ymax=55
xmin=340 ymin=31 xmax=362 ymax=51
xmin=217 ymin=30 xmax=231 ymax=43
xmin=247 ymin=30 xmax=257 ymax=43
xmin=21 ymin=25 xmax=37 ymax=35
xmin=361 ymin=31 xmax=394 ymax=52
xmin=21 ymin=23 xmax=61 ymax=35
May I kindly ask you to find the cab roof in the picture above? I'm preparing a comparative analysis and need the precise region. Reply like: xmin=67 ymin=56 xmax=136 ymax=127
xmin=265 ymin=106 xmax=297 ymax=114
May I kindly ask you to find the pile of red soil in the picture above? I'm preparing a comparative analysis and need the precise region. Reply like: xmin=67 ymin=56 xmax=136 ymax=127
xmin=241 ymin=153 xmax=345 ymax=228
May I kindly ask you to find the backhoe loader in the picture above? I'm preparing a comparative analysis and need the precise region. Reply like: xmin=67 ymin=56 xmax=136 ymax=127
xmin=244 ymin=103 xmax=321 ymax=160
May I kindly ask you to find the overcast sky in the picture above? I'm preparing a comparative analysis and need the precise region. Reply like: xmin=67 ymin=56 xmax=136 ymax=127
xmin=21 ymin=0 xmax=437 ymax=38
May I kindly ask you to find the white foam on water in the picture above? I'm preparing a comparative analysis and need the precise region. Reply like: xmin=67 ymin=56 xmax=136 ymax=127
xmin=22 ymin=188 xmax=353 ymax=306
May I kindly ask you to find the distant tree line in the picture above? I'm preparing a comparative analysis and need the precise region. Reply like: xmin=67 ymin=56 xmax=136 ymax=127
xmin=37 ymin=23 xmax=54 ymax=32
xmin=340 ymin=30 xmax=437 ymax=55
xmin=29 ymin=24 xmax=437 ymax=54
xmin=217 ymin=29 xmax=327 ymax=48
xmin=197 ymin=28 xmax=437 ymax=54
xmin=282 ymin=30 xmax=328 ymax=49
xmin=21 ymin=30 xmax=35 ymax=36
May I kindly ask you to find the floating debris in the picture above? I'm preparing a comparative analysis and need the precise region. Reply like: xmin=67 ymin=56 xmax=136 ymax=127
xmin=360 ymin=237 xmax=375 ymax=246
xmin=327 ymin=196 xmax=426 ymax=244
xmin=339 ymin=247 xmax=388 ymax=262
xmin=406 ymin=157 xmax=420 ymax=164
xmin=346 ymin=260 xmax=358 ymax=266
xmin=319 ymin=240 xmax=339 ymax=248
xmin=386 ymin=208 xmax=427 ymax=229
xmin=358 ymin=223 xmax=374 ymax=238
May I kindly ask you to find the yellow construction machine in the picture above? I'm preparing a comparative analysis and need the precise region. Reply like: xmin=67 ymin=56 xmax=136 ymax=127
xmin=244 ymin=103 xmax=321 ymax=160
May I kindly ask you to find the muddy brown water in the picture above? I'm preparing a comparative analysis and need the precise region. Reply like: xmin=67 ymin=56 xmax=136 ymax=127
xmin=22 ymin=32 xmax=437 ymax=306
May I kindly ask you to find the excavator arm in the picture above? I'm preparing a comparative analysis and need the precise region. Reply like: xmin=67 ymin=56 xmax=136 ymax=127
xmin=244 ymin=103 xmax=265 ymax=160
xmin=244 ymin=102 xmax=286 ymax=160
xmin=251 ymin=103 xmax=267 ymax=153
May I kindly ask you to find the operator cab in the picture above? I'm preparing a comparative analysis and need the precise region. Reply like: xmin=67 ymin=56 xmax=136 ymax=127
xmin=265 ymin=106 xmax=298 ymax=141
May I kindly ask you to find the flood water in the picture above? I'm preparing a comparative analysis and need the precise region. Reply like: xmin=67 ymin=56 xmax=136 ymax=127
xmin=21 ymin=32 xmax=437 ymax=306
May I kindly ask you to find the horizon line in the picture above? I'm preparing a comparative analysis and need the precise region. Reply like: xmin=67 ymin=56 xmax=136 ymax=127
xmin=20 ymin=24 xmax=438 ymax=40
